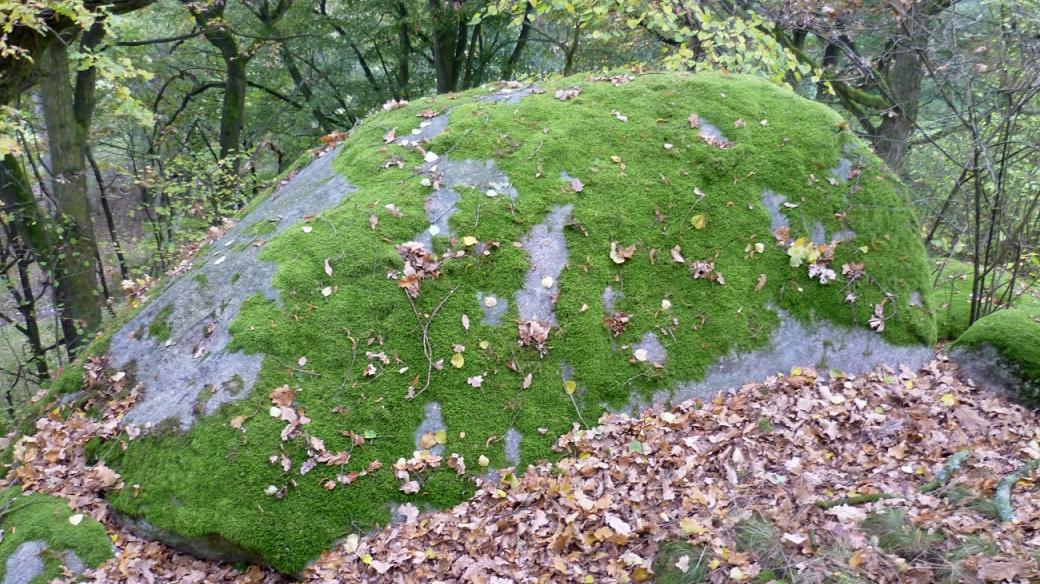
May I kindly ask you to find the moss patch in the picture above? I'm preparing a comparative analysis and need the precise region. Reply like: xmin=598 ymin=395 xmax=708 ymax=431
xmin=0 ymin=488 xmax=112 ymax=582
xmin=102 ymin=72 xmax=934 ymax=573
xmin=147 ymin=304 xmax=175 ymax=342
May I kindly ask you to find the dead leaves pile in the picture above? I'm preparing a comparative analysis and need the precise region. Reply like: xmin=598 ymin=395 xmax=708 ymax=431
xmin=6 ymin=356 xmax=1040 ymax=583
xmin=306 ymin=358 xmax=1040 ymax=583
xmin=395 ymin=241 xmax=442 ymax=298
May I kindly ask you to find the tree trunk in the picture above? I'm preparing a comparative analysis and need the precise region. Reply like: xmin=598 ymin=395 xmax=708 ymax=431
xmin=279 ymin=44 xmax=334 ymax=133
xmin=0 ymin=155 xmax=52 ymax=378
xmin=87 ymin=147 xmax=129 ymax=281
xmin=501 ymin=1 xmax=533 ymax=80
xmin=395 ymin=1 xmax=412 ymax=97
xmin=39 ymin=40 xmax=102 ymax=355
xmin=429 ymin=0 xmax=460 ymax=93
xmin=220 ymin=57 xmax=248 ymax=163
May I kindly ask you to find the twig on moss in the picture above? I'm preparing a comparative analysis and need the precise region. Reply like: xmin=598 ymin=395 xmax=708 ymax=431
xmin=920 ymin=450 xmax=970 ymax=493
xmin=405 ymin=285 xmax=460 ymax=400
xmin=996 ymin=459 xmax=1039 ymax=522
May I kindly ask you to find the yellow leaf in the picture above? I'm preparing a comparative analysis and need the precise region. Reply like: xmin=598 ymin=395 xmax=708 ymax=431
xmin=462 ymin=236 xmax=478 ymax=246
xmin=679 ymin=517 xmax=706 ymax=534
xmin=361 ymin=554 xmax=373 ymax=565
xmin=690 ymin=214 xmax=706 ymax=230
xmin=479 ymin=340 xmax=490 ymax=350
xmin=939 ymin=393 xmax=956 ymax=407
xmin=434 ymin=430 xmax=447 ymax=444
xmin=564 ymin=380 xmax=577 ymax=395
xmin=709 ymin=559 xmax=720 ymax=570
xmin=450 ymin=353 xmax=465 ymax=368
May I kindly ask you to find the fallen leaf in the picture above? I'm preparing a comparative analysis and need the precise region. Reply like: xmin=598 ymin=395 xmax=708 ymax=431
xmin=610 ymin=241 xmax=636 ymax=264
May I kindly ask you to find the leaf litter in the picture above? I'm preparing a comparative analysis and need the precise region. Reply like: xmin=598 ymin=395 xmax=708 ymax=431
xmin=7 ymin=357 xmax=1040 ymax=582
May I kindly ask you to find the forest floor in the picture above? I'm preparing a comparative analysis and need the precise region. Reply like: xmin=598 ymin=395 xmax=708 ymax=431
xmin=6 ymin=355 xmax=1040 ymax=583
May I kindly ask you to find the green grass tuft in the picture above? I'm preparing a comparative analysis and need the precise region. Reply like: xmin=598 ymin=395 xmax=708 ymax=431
xmin=651 ymin=540 xmax=709 ymax=583
xmin=861 ymin=508 xmax=942 ymax=561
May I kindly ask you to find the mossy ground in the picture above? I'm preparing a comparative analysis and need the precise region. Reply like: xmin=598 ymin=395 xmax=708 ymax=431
xmin=99 ymin=73 xmax=934 ymax=573
xmin=0 ymin=488 xmax=112 ymax=582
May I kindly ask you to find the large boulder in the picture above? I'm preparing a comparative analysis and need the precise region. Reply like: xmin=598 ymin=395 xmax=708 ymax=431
xmin=91 ymin=73 xmax=935 ymax=573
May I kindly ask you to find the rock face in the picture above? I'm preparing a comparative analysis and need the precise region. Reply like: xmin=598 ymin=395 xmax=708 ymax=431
xmin=97 ymin=73 xmax=936 ymax=573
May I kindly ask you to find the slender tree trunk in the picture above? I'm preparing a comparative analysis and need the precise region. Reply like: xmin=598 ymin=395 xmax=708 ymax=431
xmin=87 ymin=147 xmax=129 ymax=281
xmin=501 ymin=1 xmax=533 ymax=80
xmin=462 ymin=22 xmax=481 ymax=89
xmin=0 ymin=155 xmax=51 ymax=379
xmin=40 ymin=40 xmax=102 ymax=355
xmin=563 ymin=20 xmax=582 ymax=76
xmin=220 ymin=57 xmax=248 ymax=163
xmin=395 ymin=1 xmax=412 ymax=97
xmin=279 ymin=44 xmax=334 ymax=132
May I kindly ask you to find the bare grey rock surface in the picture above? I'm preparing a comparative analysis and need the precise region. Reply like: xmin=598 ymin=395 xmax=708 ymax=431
xmin=108 ymin=146 xmax=355 ymax=431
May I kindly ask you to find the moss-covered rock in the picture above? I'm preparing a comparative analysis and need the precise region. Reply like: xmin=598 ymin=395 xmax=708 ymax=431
xmin=952 ymin=307 xmax=1040 ymax=405
xmin=96 ymin=73 xmax=935 ymax=573
xmin=0 ymin=488 xmax=112 ymax=583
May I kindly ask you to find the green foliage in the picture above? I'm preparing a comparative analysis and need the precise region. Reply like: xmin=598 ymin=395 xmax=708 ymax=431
xmin=0 ymin=487 xmax=113 ymax=582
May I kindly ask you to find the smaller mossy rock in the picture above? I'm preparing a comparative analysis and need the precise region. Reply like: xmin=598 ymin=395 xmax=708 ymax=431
xmin=952 ymin=307 xmax=1040 ymax=405
xmin=932 ymin=258 xmax=1040 ymax=341
xmin=94 ymin=72 xmax=936 ymax=573
xmin=0 ymin=488 xmax=112 ymax=584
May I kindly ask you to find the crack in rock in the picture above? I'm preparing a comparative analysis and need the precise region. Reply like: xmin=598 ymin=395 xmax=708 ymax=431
xmin=109 ymin=146 xmax=354 ymax=432
xmin=516 ymin=205 xmax=573 ymax=326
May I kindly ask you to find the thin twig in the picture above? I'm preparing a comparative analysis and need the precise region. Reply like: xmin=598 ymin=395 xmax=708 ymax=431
xmin=405 ymin=284 xmax=460 ymax=399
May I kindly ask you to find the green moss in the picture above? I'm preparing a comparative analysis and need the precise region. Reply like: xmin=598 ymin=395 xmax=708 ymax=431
xmin=103 ymin=73 xmax=935 ymax=573
xmin=53 ymin=365 xmax=85 ymax=396
xmin=194 ymin=272 xmax=209 ymax=286
xmin=147 ymin=304 xmax=174 ymax=342
xmin=0 ymin=488 xmax=112 ymax=582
